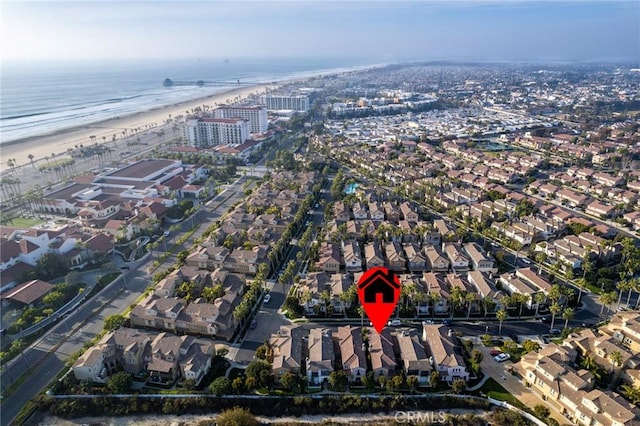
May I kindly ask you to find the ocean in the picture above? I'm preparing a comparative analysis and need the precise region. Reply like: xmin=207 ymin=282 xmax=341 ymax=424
xmin=0 ymin=57 xmax=374 ymax=144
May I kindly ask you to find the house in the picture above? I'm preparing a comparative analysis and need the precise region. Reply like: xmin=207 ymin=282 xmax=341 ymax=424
xmin=0 ymin=279 xmax=54 ymax=307
xmin=368 ymin=329 xmax=397 ymax=380
xmin=334 ymin=201 xmax=351 ymax=222
xmin=424 ymin=244 xmax=450 ymax=272
xmin=499 ymin=272 xmax=537 ymax=305
xmin=422 ymin=324 xmax=470 ymax=383
xmin=72 ymin=327 xmax=153 ymax=384
xmin=422 ymin=272 xmax=450 ymax=315
xmin=443 ymin=243 xmax=469 ymax=272
xmin=342 ymin=241 xmax=363 ymax=272
xmin=385 ymin=241 xmax=407 ymax=272
xmin=316 ymin=242 xmax=342 ymax=273
xmin=433 ymin=219 xmax=456 ymax=241
xmin=337 ymin=326 xmax=367 ymax=383
xmin=515 ymin=267 xmax=552 ymax=296
xmin=368 ymin=201 xmax=385 ymax=221
xmin=585 ymin=201 xmax=616 ymax=219
xmin=351 ymin=202 xmax=369 ymax=220
xmin=463 ymin=242 xmax=496 ymax=273
xmin=297 ymin=272 xmax=331 ymax=314
xmin=518 ymin=343 xmax=639 ymax=426
xmin=399 ymin=202 xmax=419 ymax=222
xmin=147 ymin=333 xmax=214 ymax=386
xmin=306 ymin=328 xmax=335 ymax=387
xmin=270 ymin=325 xmax=304 ymax=382
xmin=403 ymin=243 xmax=428 ymax=272
xmin=329 ymin=273 xmax=352 ymax=314
xmin=602 ymin=312 xmax=640 ymax=354
xmin=395 ymin=330 xmax=432 ymax=385
xmin=364 ymin=241 xmax=385 ymax=269
xmin=467 ymin=271 xmax=502 ymax=310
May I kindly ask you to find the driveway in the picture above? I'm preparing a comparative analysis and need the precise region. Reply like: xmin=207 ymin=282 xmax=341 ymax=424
xmin=473 ymin=339 xmax=566 ymax=424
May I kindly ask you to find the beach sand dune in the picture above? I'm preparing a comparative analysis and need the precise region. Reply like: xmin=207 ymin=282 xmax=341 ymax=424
xmin=0 ymin=83 xmax=275 ymax=172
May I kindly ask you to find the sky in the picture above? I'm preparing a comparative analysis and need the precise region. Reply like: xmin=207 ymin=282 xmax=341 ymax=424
xmin=1 ymin=1 xmax=639 ymax=63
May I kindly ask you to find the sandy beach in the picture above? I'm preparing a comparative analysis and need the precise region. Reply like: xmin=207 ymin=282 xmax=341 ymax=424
xmin=0 ymin=83 xmax=277 ymax=173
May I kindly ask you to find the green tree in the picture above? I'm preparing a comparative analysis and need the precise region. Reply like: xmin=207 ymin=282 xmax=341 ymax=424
xmin=246 ymin=360 xmax=272 ymax=388
xmin=522 ymin=340 xmax=541 ymax=353
xmin=103 ymin=314 xmax=126 ymax=331
xmin=215 ymin=407 xmax=259 ymax=426
xmin=231 ymin=377 xmax=244 ymax=394
xmin=182 ymin=378 xmax=197 ymax=391
xmin=430 ymin=370 xmax=441 ymax=388
xmin=280 ymin=372 xmax=296 ymax=391
xmin=107 ymin=371 xmax=132 ymax=394
xmin=533 ymin=404 xmax=550 ymax=420
xmin=328 ymin=370 xmax=347 ymax=391
xmin=209 ymin=376 xmax=232 ymax=396
xmin=406 ymin=375 xmax=418 ymax=393
xmin=451 ymin=378 xmax=466 ymax=394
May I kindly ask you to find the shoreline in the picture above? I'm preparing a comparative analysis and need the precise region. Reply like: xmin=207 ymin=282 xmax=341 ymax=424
xmin=0 ymin=62 xmax=384 ymax=173
xmin=0 ymin=83 xmax=275 ymax=172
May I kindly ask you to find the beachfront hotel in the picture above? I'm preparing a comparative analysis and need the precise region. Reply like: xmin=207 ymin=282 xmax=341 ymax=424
xmin=213 ymin=105 xmax=268 ymax=134
xmin=184 ymin=117 xmax=250 ymax=148
xmin=259 ymin=95 xmax=309 ymax=112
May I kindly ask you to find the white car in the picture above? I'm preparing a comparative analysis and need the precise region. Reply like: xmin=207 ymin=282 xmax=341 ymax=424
xmin=494 ymin=353 xmax=510 ymax=362
xmin=388 ymin=319 xmax=402 ymax=327
xmin=263 ymin=294 xmax=271 ymax=304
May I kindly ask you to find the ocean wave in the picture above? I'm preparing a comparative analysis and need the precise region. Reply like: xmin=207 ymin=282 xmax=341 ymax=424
xmin=0 ymin=59 xmax=381 ymax=143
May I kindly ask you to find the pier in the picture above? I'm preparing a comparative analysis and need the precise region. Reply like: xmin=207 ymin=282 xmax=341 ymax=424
xmin=163 ymin=78 xmax=274 ymax=87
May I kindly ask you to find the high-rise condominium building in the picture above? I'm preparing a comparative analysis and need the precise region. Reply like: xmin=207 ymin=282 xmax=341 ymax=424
xmin=259 ymin=95 xmax=309 ymax=112
xmin=184 ymin=118 xmax=250 ymax=148
xmin=213 ymin=105 xmax=268 ymax=134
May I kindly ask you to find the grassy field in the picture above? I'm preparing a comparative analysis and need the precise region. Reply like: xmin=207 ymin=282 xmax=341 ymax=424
xmin=0 ymin=216 xmax=44 ymax=227
xmin=477 ymin=378 xmax=528 ymax=411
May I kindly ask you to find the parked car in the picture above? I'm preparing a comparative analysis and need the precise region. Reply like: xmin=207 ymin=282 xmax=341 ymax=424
xmin=521 ymin=257 xmax=532 ymax=265
xmin=120 ymin=265 xmax=130 ymax=270
xmin=549 ymin=328 xmax=561 ymax=334
xmin=442 ymin=319 xmax=451 ymax=326
xmin=163 ymin=230 xmax=170 ymax=237
xmin=494 ymin=353 xmax=510 ymax=362
xmin=249 ymin=319 xmax=257 ymax=329
xmin=490 ymin=349 xmax=502 ymax=356
xmin=388 ymin=319 xmax=402 ymax=327
xmin=263 ymin=294 xmax=271 ymax=304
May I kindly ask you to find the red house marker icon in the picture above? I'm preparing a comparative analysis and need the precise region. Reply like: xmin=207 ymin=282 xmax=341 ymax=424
xmin=357 ymin=266 xmax=401 ymax=333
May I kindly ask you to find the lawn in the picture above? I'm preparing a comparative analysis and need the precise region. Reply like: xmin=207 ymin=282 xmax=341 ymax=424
xmin=476 ymin=378 xmax=528 ymax=412
xmin=0 ymin=216 xmax=44 ymax=227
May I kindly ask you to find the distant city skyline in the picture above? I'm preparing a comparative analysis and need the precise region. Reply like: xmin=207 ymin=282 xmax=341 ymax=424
xmin=1 ymin=1 xmax=638 ymax=63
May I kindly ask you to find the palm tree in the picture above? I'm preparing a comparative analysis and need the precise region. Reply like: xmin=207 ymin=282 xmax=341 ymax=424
xmin=496 ymin=309 xmax=507 ymax=336
xmin=609 ymin=351 xmax=623 ymax=374
xmin=600 ymin=291 xmax=617 ymax=317
xmin=517 ymin=293 xmax=530 ymax=319
xmin=27 ymin=154 xmax=35 ymax=168
xmin=562 ymin=307 xmax=574 ymax=330
xmin=357 ymin=305 xmax=366 ymax=326
xmin=549 ymin=302 xmax=562 ymax=330
xmin=533 ymin=292 xmax=546 ymax=319
xmin=465 ymin=291 xmax=477 ymax=319
xmin=616 ymin=280 xmax=630 ymax=310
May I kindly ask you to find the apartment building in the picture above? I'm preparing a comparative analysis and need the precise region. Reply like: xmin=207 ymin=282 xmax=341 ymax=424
xmin=184 ymin=117 xmax=250 ymax=147
xmin=213 ymin=105 xmax=268 ymax=133
xmin=259 ymin=95 xmax=309 ymax=112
